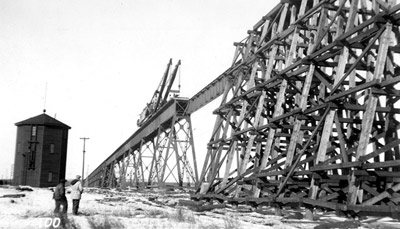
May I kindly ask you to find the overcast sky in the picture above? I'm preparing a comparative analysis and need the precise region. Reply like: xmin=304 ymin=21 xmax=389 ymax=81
xmin=0 ymin=0 xmax=279 ymax=180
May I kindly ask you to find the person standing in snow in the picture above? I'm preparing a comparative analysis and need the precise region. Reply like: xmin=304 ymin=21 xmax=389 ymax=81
xmin=53 ymin=179 xmax=68 ymax=214
xmin=70 ymin=175 xmax=83 ymax=215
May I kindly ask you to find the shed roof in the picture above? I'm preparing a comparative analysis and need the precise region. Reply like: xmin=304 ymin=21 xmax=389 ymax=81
xmin=15 ymin=113 xmax=71 ymax=129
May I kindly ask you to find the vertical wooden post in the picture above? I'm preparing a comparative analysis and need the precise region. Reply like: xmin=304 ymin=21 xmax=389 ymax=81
xmin=348 ymin=22 xmax=392 ymax=205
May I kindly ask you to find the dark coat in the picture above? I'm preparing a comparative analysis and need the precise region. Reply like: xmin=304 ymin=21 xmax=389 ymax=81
xmin=53 ymin=183 xmax=67 ymax=200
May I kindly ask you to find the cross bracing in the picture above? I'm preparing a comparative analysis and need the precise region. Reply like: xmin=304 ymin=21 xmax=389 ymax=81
xmin=192 ymin=0 xmax=400 ymax=217
xmin=86 ymin=98 xmax=199 ymax=188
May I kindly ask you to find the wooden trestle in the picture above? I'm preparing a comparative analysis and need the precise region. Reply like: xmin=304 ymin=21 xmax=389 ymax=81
xmin=86 ymin=99 xmax=199 ymax=188
xmin=192 ymin=0 xmax=400 ymax=217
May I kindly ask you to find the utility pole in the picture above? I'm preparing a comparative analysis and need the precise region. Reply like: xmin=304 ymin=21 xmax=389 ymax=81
xmin=80 ymin=137 xmax=89 ymax=186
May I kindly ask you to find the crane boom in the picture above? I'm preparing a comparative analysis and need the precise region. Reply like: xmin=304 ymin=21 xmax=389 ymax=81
xmin=137 ymin=59 xmax=181 ymax=127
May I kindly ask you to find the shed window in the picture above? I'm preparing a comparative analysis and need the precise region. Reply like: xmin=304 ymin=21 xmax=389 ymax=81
xmin=31 ymin=126 xmax=37 ymax=137
xmin=48 ymin=172 xmax=53 ymax=182
xmin=50 ymin=144 xmax=55 ymax=154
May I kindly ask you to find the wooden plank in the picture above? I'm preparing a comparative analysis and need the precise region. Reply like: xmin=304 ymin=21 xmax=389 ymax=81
xmin=379 ymin=75 xmax=400 ymax=87
xmin=342 ymin=104 xmax=400 ymax=113
xmin=346 ymin=204 xmax=400 ymax=213
xmin=359 ymin=139 xmax=400 ymax=162
xmin=362 ymin=159 xmax=400 ymax=169
xmin=361 ymin=183 xmax=400 ymax=206
xmin=310 ymin=161 xmax=362 ymax=171
xmin=334 ymin=113 xmax=349 ymax=163
xmin=325 ymin=79 xmax=380 ymax=102
xmin=320 ymin=187 xmax=348 ymax=202
xmin=314 ymin=68 xmax=333 ymax=89
xmin=361 ymin=183 xmax=380 ymax=197
xmin=354 ymin=170 xmax=400 ymax=177
xmin=371 ymin=88 xmax=400 ymax=97
xmin=346 ymin=26 xmax=380 ymax=46
xmin=268 ymin=108 xmax=302 ymax=123
xmin=303 ymin=198 xmax=341 ymax=210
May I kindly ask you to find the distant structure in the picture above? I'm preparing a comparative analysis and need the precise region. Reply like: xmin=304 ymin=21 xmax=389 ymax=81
xmin=13 ymin=111 xmax=71 ymax=187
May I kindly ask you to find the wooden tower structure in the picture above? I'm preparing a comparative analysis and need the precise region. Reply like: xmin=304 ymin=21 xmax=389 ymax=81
xmin=193 ymin=0 xmax=400 ymax=218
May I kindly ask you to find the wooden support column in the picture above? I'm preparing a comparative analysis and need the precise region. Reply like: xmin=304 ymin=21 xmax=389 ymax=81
xmin=308 ymin=1 xmax=357 ymax=209
xmin=170 ymin=121 xmax=184 ymax=187
xmin=254 ymin=0 xmax=309 ymax=198
xmin=108 ymin=161 xmax=115 ymax=188
xmin=234 ymin=63 xmax=261 ymax=197
xmin=258 ymin=2 xmax=290 ymax=171
xmin=196 ymin=79 xmax=233 ymax=191
xmin=132 ymin=150 xmax=140 ymax=188
xmin=148 ymin=137 xmax=159 ymax=185
xmin=237 ymin=63 xmax=258 ymax=175
xmin=203 ymin=73 xmax=245 ymax=192
xmin=187 ymin=116 xmax=199 ymax=186
xmin=100 ymin=164 xmax=107 ymax=188
xmin=348 ymin=22 xmax=393 ymax=205
xmin=160 ymin=117 xmax=176 ymax=184
xmin=138 ymin=139 xmax=146 ymax=187
xmin=208 ymin=104 xmax=235 ymax=186
xmin=120 ymin=151 xmax=128 ymax=189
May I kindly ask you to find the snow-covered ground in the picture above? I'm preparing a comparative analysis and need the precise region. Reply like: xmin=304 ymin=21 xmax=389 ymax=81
xmin=0 ymin=185 xmax=399 ymax=229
